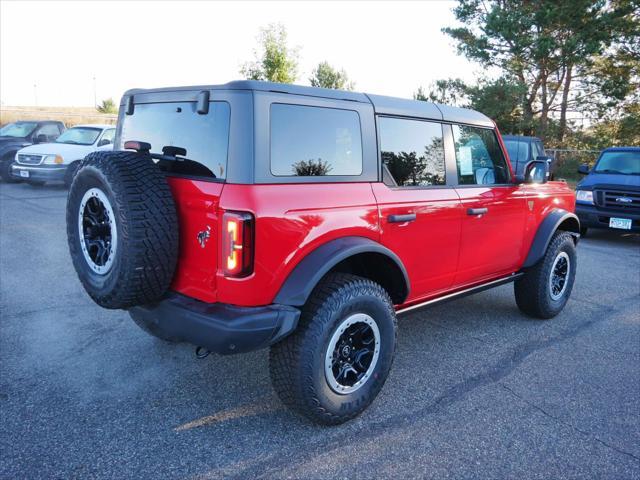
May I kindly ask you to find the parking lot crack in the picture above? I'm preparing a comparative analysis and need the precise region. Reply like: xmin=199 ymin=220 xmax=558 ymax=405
xmin=500 ymin=383 xmax=640 ymax=462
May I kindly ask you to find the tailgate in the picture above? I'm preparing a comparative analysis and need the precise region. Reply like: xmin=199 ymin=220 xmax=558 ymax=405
xmin=166 ymin=177 xmax=223 ymax=303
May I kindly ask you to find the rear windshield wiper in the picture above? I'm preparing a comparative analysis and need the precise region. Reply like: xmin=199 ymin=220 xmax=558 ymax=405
xmin=123 ymin=141 xmax=217 ymax=179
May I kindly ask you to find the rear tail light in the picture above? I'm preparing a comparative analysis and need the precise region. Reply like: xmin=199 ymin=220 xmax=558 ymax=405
xmin=222 ymin=211 xmax=254 ymax=277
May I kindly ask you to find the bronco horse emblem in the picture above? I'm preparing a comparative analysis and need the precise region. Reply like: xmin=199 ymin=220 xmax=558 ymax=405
xmin=197 ymin=226 xmax=211 ymax=248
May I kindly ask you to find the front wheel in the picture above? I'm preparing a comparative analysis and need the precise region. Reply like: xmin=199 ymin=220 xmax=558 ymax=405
xmin=0 ymin=158 xmax=19 ymax=183
xmin=269 ymin=273 xmax=397 ymax=425
xmin=515 ymin=231 xmax=577 ymax=319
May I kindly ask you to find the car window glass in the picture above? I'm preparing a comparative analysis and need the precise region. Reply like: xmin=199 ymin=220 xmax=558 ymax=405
xmin=270 ymin=104 xmax=362 ymax=177
xmin=594 ymin=151 xmax=640 ymax=175
xmin=121 ymin=101 xmax=230 ymax=179
xmin=378 ymin=117 xmax=445 ymax=187
xmin=504 ymin=140 xmax=519 ymax=163
xmin=531 ymin=141 xmax=543 ymax=159
xmin=55 ymin=127 xmax=102 ymax=145
xmin=101 ymin=129 xmax=115 ymax=144
xmin=37 ymin=124 xmax=61 ymax=140
xmin=0 ymin=122 xmax=38 ymax=137
xmin=452 ymin=125 xmax=510 ymax=185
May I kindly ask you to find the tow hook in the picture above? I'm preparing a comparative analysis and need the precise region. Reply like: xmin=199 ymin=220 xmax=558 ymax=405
xmin=195 ymin=346 xmax=211 ymax=359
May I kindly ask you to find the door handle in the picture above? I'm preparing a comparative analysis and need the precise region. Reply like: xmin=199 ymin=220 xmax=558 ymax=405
xmin=467 ymin=207 xmax=488 ymax=216
xmin=388 ymin=213 xmax=416 ymax=223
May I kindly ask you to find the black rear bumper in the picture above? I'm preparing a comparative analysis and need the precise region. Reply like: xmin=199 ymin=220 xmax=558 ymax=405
xmin=129 ymin=293 xmax=300 ymax=355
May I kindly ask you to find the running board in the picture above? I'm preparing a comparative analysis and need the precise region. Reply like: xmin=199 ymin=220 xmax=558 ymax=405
xmin=397 ymin=272 xmax=524 ymax=316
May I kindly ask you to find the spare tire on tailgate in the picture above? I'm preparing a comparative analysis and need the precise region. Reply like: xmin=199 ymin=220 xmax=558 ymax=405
xmin=66 ymin=150 xmax=179 ymax=309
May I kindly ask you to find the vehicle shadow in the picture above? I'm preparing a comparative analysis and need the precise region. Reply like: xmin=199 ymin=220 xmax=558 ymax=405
xmin=582 ymin=228 xmax=640 ymax=246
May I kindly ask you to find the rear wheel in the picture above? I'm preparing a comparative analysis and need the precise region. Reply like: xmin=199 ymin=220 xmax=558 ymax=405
xmin=515 ymin=231 xmax=577 ymax=319
xmin=269 ymin=273 xmax=397 ymax=425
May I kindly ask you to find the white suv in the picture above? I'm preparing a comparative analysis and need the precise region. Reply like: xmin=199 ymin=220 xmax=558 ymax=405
xmin=12 ymin=124 xmax=115 ymax=187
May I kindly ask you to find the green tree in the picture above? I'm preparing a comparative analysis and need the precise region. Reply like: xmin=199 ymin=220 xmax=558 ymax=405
xmin=309 ymin=62 xmax=355 ymax=90
xmin=96 ymin=98 xmax=117 ymax=114
xmin=414 ymin=77 xmax=529 ymax=134
xmin=292 ymin=158 xmax=332 ymax=176
xmin=414 ymin=79 xmax=467 ymax=105
xmin=241 ymin=23 xmax=299 ymax=83
xmin=443 ymin=0 xmax=638 ymax=141
xmin=466 ymin=77 xmax=530 ymax=135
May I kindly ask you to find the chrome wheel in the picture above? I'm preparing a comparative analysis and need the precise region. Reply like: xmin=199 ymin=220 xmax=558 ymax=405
xmin=78 ymin=188 xmax=117 ymax=275
xmin=549 ymin=251 xmax=570 ymax=301
xmin=325 ymin=313 xmax=380 ymax=394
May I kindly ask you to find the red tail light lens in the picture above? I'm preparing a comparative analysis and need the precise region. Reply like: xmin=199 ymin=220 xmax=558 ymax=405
xmin=222 ymin=211 xmax=254 ymax=277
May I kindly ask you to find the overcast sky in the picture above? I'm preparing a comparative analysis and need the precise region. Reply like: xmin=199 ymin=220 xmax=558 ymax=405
xmin=1 ymin=0 xmax=480 ymax=107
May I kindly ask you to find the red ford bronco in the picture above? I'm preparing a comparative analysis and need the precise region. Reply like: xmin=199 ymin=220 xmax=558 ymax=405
xmin=66 ymin=81 xmax=579 ymax=424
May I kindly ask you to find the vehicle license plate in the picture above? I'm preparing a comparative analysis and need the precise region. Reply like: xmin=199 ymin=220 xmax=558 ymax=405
xmin=609 ymin=217 xmax=632 ymax=230
xmin=19 ymin=170 xmax=29 ymax=178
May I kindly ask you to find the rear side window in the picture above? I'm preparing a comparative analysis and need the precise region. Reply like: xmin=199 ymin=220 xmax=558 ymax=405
xmin=101 ymin=129 xmax=116 ymax=144
xmin=452 ymin=125 xmax=510 ymax=185
xmin=532 ymin=141 xmax=544 ymax=159
xmin=270 ymin=104 xmax=362 ymax=177
xmin=378 ymin=117 xmax=445 ymax=187
xmin=120 ymin=101 xmax=230 ymax=179
xmin=37 ymin=123 xmax=62 ymax=141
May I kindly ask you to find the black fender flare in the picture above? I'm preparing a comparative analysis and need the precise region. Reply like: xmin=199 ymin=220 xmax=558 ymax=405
xmin=274 ymin=236 xmax=410 ymax=306
xmin=522 ymin=209 xmax=580 ymax=268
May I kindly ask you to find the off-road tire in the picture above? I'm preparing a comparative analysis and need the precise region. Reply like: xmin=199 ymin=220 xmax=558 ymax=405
xmin=0 ymin=156 xmax=19 ymax=183
xmin=515 ymin=231 xmax=577 ymax=319
xmin=269 ymin=273 xmax=397 ymax=425
xmin=66 ymin=150 xmax=179 ymax=309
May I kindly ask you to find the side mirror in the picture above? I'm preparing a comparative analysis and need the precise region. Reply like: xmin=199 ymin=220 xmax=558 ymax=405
xmin=517 ymin=160 xmax=548 ymax=184
xmin=98 ymin=138 xmax=112 ymax=147
xmin=35 ymin=134 xmax=48 ymax=144
xmin=577 ymin=164 xmax=590 ymax=175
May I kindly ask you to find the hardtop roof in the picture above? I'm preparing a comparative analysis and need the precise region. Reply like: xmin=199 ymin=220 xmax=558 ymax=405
xmin=123 ymin=80 xmax=494 ymax=128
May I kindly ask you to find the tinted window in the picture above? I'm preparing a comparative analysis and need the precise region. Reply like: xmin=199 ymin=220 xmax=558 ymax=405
xmin=270 ymin=104 xmax=362 ymax=176
xmin=452 ymin=125 xmax=510 ymax=185
xmin=378 ymin=117 xmax=445 ymax=187
xmin=121 ymin=101 xmax=230 ymax=179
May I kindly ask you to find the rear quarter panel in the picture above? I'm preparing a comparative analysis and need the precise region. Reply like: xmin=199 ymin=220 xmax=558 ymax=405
xmin=217 ymin=183 xmax=380 ymax=306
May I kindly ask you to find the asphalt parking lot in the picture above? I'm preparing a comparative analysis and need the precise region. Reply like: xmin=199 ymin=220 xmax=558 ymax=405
xmin=1 ymin=181 xmax=639 ymax=479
